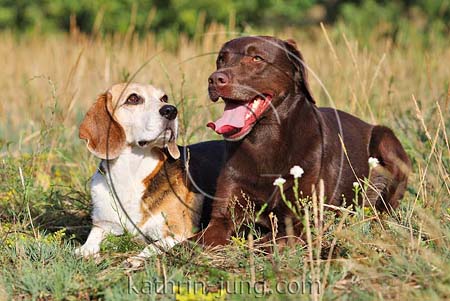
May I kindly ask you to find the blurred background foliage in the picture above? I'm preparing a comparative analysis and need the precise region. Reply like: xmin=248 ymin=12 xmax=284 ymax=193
xmin=0 ymin=0 xmax=448 ymax=44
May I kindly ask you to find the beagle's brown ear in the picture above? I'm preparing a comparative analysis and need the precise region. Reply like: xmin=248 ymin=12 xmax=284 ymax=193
xmin=79 ymin=92 xmax=126 ymax=160
xmin=166 ymin=141 xmax=180 ymax=160
xmin=284 ymin=39 xmax=315 ymax=104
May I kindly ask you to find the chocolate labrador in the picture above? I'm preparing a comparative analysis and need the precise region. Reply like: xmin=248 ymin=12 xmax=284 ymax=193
xmin=196 ymin=36 xmax=411 ymax=247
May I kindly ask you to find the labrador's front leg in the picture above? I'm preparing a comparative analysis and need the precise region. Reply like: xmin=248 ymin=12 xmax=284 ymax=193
xmin=189 ymin=183 xmax=237 ymax=247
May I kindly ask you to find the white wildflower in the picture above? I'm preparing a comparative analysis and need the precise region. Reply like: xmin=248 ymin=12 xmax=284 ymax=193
xmin=353 ymin=181 xmax=360 ymax=188
xmin=368 ymin=157 xmax=380 ymax=169
xmin=273 ymin=177 xmax=286 ymax=186
xmin=290 ymin=165 xmax=304 ymax=178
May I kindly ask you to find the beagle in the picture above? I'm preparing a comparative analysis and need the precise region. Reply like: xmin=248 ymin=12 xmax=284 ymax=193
xmin=75 ymin=83 xmax=218 ymax=267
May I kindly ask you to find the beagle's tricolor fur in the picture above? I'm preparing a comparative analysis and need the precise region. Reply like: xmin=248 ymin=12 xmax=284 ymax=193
xmin=75 ymin=83 xmax=210 ymax=267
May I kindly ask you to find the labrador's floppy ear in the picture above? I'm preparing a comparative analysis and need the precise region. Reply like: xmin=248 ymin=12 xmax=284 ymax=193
xmin=166 ymin=140 xmax=180 ymax=160
xmin=284 ymin=39 xmax=315 ymax=104
xmin=79 ymin=92 xmax=126 ymax=160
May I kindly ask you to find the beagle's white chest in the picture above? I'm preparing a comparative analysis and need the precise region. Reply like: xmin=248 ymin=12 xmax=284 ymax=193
xmin=89 ymin=150 xmax=161 ymax=235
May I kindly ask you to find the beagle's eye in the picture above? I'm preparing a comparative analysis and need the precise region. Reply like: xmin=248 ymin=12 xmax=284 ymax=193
xmin=125 ymin=93 xmax=143 ymax=105
xmin=252 ymin=55 xmax=263 ymax=62
xmin=160 ymin=94 xmax=168 ymax=103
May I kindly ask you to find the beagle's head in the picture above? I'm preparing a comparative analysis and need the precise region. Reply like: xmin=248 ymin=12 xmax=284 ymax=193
xmin=79 ymin=83 xmax=180 ymax=160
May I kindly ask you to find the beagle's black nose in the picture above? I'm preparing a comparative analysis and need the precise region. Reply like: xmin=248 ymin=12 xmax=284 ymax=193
xmin=159 ymin=105 xmax=177 ymax=120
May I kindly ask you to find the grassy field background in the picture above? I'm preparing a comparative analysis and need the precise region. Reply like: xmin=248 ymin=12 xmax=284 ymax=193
xmin=0 ymin=22 xmax=449 ymax=300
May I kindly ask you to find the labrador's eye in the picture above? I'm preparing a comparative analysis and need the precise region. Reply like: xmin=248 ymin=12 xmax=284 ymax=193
xmin=252 ymin=55 xmax=263 ymax=62
xmin=160 ymin=94 xmax=168 ymax=103
xmin=125 ymin=93 xmax=143 ymax=105
xmin=217 ymin=55 xmax=224 ymax=64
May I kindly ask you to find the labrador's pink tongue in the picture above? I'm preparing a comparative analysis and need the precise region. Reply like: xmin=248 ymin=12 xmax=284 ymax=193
xmin=207 ymin=102 xmax=247 ymax=135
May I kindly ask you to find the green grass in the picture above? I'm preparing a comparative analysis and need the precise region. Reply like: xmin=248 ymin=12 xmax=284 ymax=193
xmin=0 ymin=23 xmax=449 ymax=300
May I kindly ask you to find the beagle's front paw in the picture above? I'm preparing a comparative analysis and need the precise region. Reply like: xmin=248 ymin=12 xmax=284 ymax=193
xmin=75 ymin=244 xmax=101 ymax=258
xmin=123 ymin=256 xmax=146 ymax=269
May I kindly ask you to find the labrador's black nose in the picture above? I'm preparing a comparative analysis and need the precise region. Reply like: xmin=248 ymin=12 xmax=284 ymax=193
xmin=159 ymin=105 xmax=177 ymax=120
